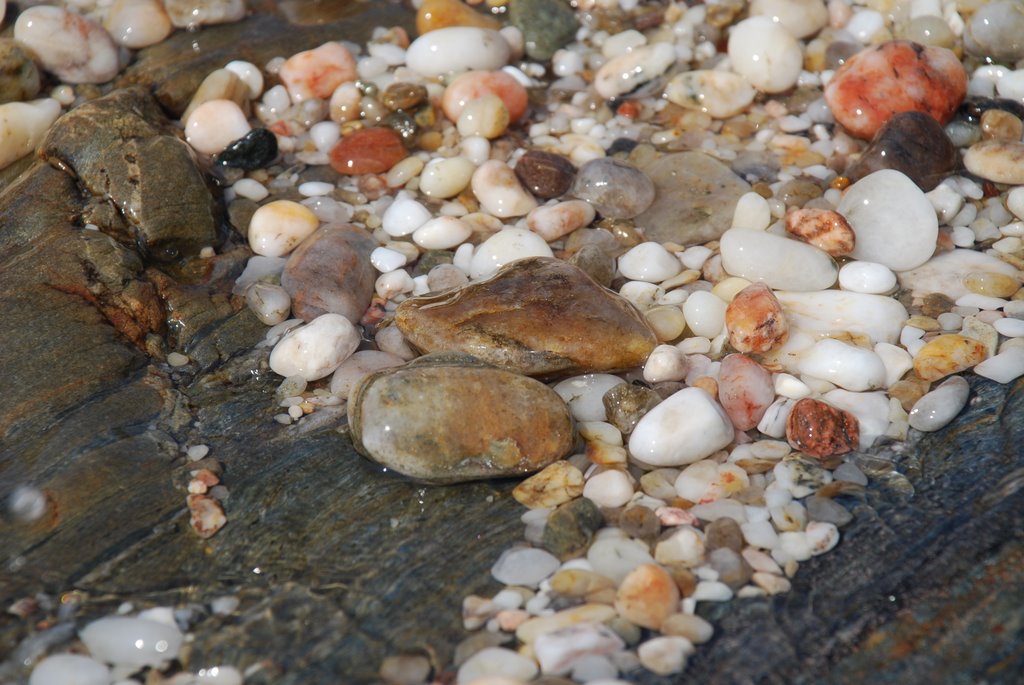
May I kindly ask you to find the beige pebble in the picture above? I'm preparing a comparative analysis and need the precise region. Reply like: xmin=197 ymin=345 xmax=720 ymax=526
xmin=615 ymin=563 xmax=680 ymax=630
xmin=457 ymin=94 xmax=510 ymax=139
xmin=516 ymin=603 xmax=617 ymax=644
xmin=248 ymin=200 xmax=320 ymax=257
xmin=183 ymin=68 xmax=251 ymax=121
xmin=913 ymin=334 xmax=988 ymax=381
xmin=419 ymin=156 xmax=476 ymax=198
xmin=963 ymin=271 xmax=1021 ymax=298
xmin=164 ymin=0 xmax=245 ymax=28
xmin=963 ymin=140 xmax=1024 ymax=184
xmin=645 ymin=305 xmax=687 ymax=342
xmin=185 ymin=99 xmax=251 ymax=155
xmin=104 ymin=0 xmax=172 ymax=48
xmin=512 ymin=460 xmax=584 ymax=508
xmin=471 ymin=159 xmax=538 ymax=218
xmin=527 ymin=200 xmax=596 ymax=242
xmin=549 ymin=568 xmax=616 ymax=597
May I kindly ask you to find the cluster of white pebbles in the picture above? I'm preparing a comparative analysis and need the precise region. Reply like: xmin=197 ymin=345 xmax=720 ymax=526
xmin=6 ymin=0 xmax=1024 ymax=683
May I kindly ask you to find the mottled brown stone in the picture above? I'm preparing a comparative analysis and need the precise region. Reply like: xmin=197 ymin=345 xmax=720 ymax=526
xmin=786 ymin=398 xmax=860 ymax=459
xmin=785 ymin=207 xmax=856 ymax=256
xmin=725 ymin=283 xmax=789 ymax=354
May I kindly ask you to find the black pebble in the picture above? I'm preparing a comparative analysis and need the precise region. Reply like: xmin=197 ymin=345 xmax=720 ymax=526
xmin=215 ymin=128 xmax=278 ymax=170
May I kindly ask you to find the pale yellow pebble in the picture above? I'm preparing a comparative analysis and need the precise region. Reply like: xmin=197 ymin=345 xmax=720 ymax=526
xmin=419 ymin=156 xmax=476 ymax=198
xmin=712 ymin=276 xmax=754 ymax=302
xmin=962 ymin=271 xmax=1022 ymax=299
xmin=586 ymin=440 xmax=628 ymax=466
xmin=905 ymin=315 xmax=941 ymax=332
xmin=511 ymin=460 xmax=583 ymax=508
xmin=329 ymin=82 xmax=362 ymax=123
xmin=515 ymin=603 xmax=617 ymax=644
xmin=385 ymin=156 xmax=425 ymax=188
xmin=457 ymin=94 xmax=509 ymax=139
xmin=247 ymin=200 xmax=320 ymax=258
xmin=183 ymin=68 xmax=250 ymax=121
xmin=645 ymin=305 xmax=687 ymax=342
xmin=660 ymin=269 xmax=702 ymax=289
xmin=913 ymin=334 xmax=988 ymax=381
xmin=104 ymin=0 xmax=172 ymax=49
xmin=549 ymin=569 xmax=615 ymax=597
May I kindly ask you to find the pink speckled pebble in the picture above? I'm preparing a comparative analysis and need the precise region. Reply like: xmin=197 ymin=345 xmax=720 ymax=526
xmin=279 ymin=41 xmax=357 ymax=103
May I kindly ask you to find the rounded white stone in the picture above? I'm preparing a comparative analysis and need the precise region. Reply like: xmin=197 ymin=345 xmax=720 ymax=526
xmin=773 ymin=373 xmax=811 ymax=399
xmin=643 ymin=344 xmax=688 ymax=383
xmin=0 ymin=98 xmax=61 ymax=171
xmin=727 ymin=17 xmax=803 ymax=93
xmin=664 ymin=70 xmax=756 ymax=119
xmin=469 ymin=228 xmax=554 ymax=279
xmin=457 ymin=647 xmax=538 ymax=684
xmin=805 ymin=521 xmax=840 ymax=555
xmin=553 ymin=373 xmax=626 ymax=422
xmin=732 ymin=191 xmax=772 ymax=230
xmin=583 ymin=469 xmax=635 ymax=508
xmin=491 ymin=547 xmax=560 ymax=587
xmin=16 ymin=6 xmax=120 ymax=84
xmin=682 ymin=290 xmax=728 ymax=338
xmin=995 ymin=317 xmax=1024 ymax=337
xmin=298 ymin=181 xmax=334 ymax=197
xmin=244 ymin=282 xmax=291 ymax=326
xmin=232 ymin=178 xmax=268 ymax=201
xmin=720 ymin=228 xmax=838 ymax=291
xmin=419 ymin=156 xmax=477 ymax=199
xmin=413 ymin=215 xmax=472 ymax=250
xmin=637 ymin=636 xmax=694 ymax=676
xmin=247 ymin=200 xmax=320 ymax=258
xmin=268 ymin=313 xmax=360 ymax=381
xmin=375 ymin=269 xmax=415 ymax=299
xmin=224 ymin=60 xmax=264 ymax=98
xmin=527 ymin=200 xmax=596 ymax=242
xmin=382 ymin=194 xmax=432 ymax=237
xmin=618 ymin=242 xmax=682 ymax=283
xmin=974 ymin=347 xmax=1024 ymax=383
xmin=798 ymin=338 xmax=887 ymax=391
xmin=370 ymin=246 xmax=408 ymax=273
xmin=874 ymin=342 xmax=914 ymax=388
xmin=587 ymin=536 xmax=656 ymax=584
xmin=773 ymin=290 xmax=909 ymax=345
xmin=104 ymin=0 xmax=172 ymax=49
xmin=594 ymin=42 xmax=676 ymax=99
xmin=80 ymin=616 xmax=183 ymax=669
xmin=836 ymin=169 xmax=939 ymax=272
xmin=185 ymin=99 xmax=252 ymax=155
xmin=749 ymin=0 xmax=829 ymax=38
xmin=838 ymin=260 xmax=897 ymax=294
xmin=406 ymin=27 xmax=510 ymax=77
xmin=741 ymin=519 xmax=781 ymax=549
xmin=309 ymin=120 xmax=341 ymax=152
xmin=29 ymin=654 xmax=111 ymax=685
xmin=629 ymin=387 xmax=734 ymax=467
xmin=909 ymin=375 xmax=970 ymax=432
xmin=471 ymin=159 xmax=537 ymax=218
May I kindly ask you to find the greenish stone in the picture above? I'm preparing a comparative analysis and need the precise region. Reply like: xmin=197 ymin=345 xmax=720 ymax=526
xmin=0 ymin=40 xmax=40 ymax=104
xmin=542 ymin=497 xmax=604 ymax=560
xmin=509 ymin=0 xmax=578 ymax=61
xmin=602 ymin=383 xmax=661 ymax=435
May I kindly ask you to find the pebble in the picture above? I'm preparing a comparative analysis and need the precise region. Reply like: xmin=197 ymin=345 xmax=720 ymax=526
xmin=964 ymin=0 xmax=1024 ymax=62
xmin=516 ymin=603 xmax=618 ymax=644
xmin=104 ymin=0 xmax=173 ymax=49
xmin=382 ymin=194 xmax=432 ymax=237
xmin=682 ymin=290 xmax=728 ymax=338
xmin=0 ymin=40 xmax=40 ymax=104
xmin=281 ymin=223 xmax=376 ymax=323
xmin=839 ymin=261 xmax=897 ymax=294
xmin=471 ymin=160 xmax=538 ymax=218
xmin=216 ymin=128 xmax=278 ymax=170
xmin=749 ymin=0 xmax=828 ymax=39
xmin=963 ymin=140 xmax=1024 ymax=185
xmin=0 ymin=98 xmax=61 ymax=171
xmin=897 ymin=249 xmax=1020 ymax=300
xmin=80 ymin=615 xmax=183 ymax=668
xmin=963 ymin=272 xmax=1022 ymax=299
xmin=583 ymin=469 xmax=635 ymax=509
xmin=846 ymin=112 xmax=957 ymax=192
xmin=186 ymin=66 xmax=249 ymax=121
xmin=443 ymin=70 xmax=528 ymax=122
xmin=805 ymin=521 xmax=841 ymax=555
xmin=417 ymin=0 xmax=500 ymax=34
xmin=664 ymin=70 xmax=756 ymax=119
xmin=629 ymin=387 xmax=735 ymax=467
xmin=995 ymin=318 xmax=1024 ymax=337
xmin=245 ymin=282 xmax=291 ymax=326
xmin=330 ymin=127 xmax=407 ymax=175
xmin=675 ymin=460 xmax=749 ymax=504
xmin=822 ymin=389 xmax=890 ymax=448
xmin=419 ymin=156 xmax=476 ymax=199
xmin=798 ymin=338 xmax=887 ymax=391
xmin=603 ymin=383 xmax=661 ymax=435
xmin=594 ymin=43 xmax=676 ymax=100
xmin=467 ymin=229 xmax=553 ymax=279
xmin=618 ymin=242 xmax=681 ymax=283
xmin=727 ymin=17 xmax=803 ymax=94
xmin=329 ymin=350 xmax=405 ymax=400
xmin=718 ymin=354 xmax=775 ymax=431
xmin=543 ymin=497 xmax=605 ymax=559
xmin=224 ymin=60 xmax=263 ymax=99
xmin=835 ymin=169 xmax=939 ymax=272
xmin=643 ymin=344 xmax=688 ymax=383
xmin=805 ymin=496 xmax=853 ymax=527
xmin=785 ymin=398 xmax=860 ymax=459
xmin=269 ymin=313 xmax=360 ymax=381
xmin=515 ymin=151 xmax=576 ymax=200
xmin=492 ymin=546 xmax=561 ymax=587
xmin=912 ymin=334 xmax=988 ymax=380
xmin=29 ymin=654 xmax=111 ymax=685
xmin=660 ymin=613 xmax=714 ymax=645
xmin=457 ymin=94 xmax=509 ymax=139
xmin=527 ymin=200 xmax=595 ymax=242
xmin=974 ymin=347 xmax=1024 ymax=383
xmin=406 ymin=27 xmax=510 ymax=78
xmin=185 ymin=99 xmax=251 ymax=155
xmin=720 ymin=228 xmax=838 ymax=292
xmin=15 ymin=7 xmax=120 ymax=84
xmin=908 ymin=375 xmax=970 ymax=432
xmin=572 ymin=158 xmax=656 ymax=220
xmin=513 ymin=460 xmax=584 ymax=509
xmin=413 ymin=216 xmax=472 ymax=250
xmin=824 ymin=41 xmax=967 ymax=140
xmin=784 ymin=208 xmax=856 ymax=257
xmin=533 ymin=623 xmax=625 ymax=677
xmin=379 ymin=655 xmax=431 ymax=685
xmin=457 ymin=647 xmax=538 ymax=684
xmin=725 ymin=283 xmax=789 ymax=354
xmin=637 ymin=636 xmax=694 ymax=676
xmin=279 ymin=42 xmax=356 ymax=103
xmin=615 ymin=563 xmax=679 ymax=630
xmin=508 ymin=0 xmax=578 ymax=61
xmin=248 ymin=200 xmax=320 ymax=258
xmin=163 ymin=0 xmax=245 ymax=28
xmin=752 ymin=571 xmax=792 ymax=595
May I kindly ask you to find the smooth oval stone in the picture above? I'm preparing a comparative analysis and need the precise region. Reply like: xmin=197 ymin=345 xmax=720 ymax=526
xmin=774 ymin=290 xmax=909 ymax=345
xmin=508 ymin=0 xmax=578 ymax=61
xmin=469 ymin=227 xmax=554 ymax=279
xmin=405 ymin=27 xmax=510 ymax=77
xmin=824 ymin=41 xmax=966 ymax=139
xmin=329 ymin=127 xmax=407 ymax=175
xmin=798 ymin=338 xmax=887 ymax=391
xmin=720 ymin=228 xmax=838 ymax=291
xmin=629 ymin=387 xmax=735 ymax=467
xmin=897 ymin=249 xmax=1021 ymax=300
xmin=845 ymin=112 xmax=956 ymax=192
xmin=416 ymin=0 xmax=500 ymax=34
xmin=634 ymin=152 xmax=751 ymax=245
xmin=718 ymin=354 xmax=774 ymax=431
xmin=664 ymin=70 xmax=756 ymax=119
xmin=347 ymin=353 xmax=574 ymax=484
xmin=963 ymin=140 xmax=1024 ymax=184
xmin=29 ymin=654 xmax=111 ymax=685
xmin=281 ymin=223 xmax=377 ymax=323
xmin=0 ymin=98 xmax=60 ymax=170
xmin=836 ymin=169 xmax=938 ymax=272
xmin=572 ymin=158 xmax=655 ymax=219
xmin=443 ymin=69 xmax=528 ymax=122
xmin=515 ymin=150 xmax=576 ymax=199
xmin=913 ymin=334 xmax=988 ymax=381
xmin=594 ymin=43 xmax=676 ymax=99
xmin=964 ymin=0 xmax=1024 ymax=63
xmin=726 ymin=283 xmax=789 ymax=354
xmin=15 ymin=6 xmax=119 ymax=84
xmin=80 ymin=616 xmax=184 ymax=669
xmin=908 ymin=375 xmax=970 ymax=432
xmin=216 ymin=128 xmax=278 ymax=170
xmin=727 ymin=17 xmax=803 ymax=94
xmin=471 ymin=159 xmax=538 ymax=218
xmin=396 ymin=257 xmax=657 ymax=377
xmin=838 ymin=260 xmax=896 ymax=294
xmin=749 ymin=0 xmax=828 ymax=39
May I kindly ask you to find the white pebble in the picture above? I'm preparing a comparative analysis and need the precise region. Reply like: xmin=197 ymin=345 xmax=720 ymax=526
xmin=720 ymin=228 xmax=837 ymax=291
xmin=995 ymin=317 xmax=1024 ymax=337
xmin=594 ymin=42 xmax=676 ymax=99
xmin=553 ymin=374 xmax=625 ymax=422
xmin=413 ymin=216 xmax=473 ymax=250
xmin=370 ymin=247 xmax=408 ymax=274
xmin=29 ymin=654 xmax=111 ymax=685
xmin=406 ymin=28 xmax=511 ymax=77
xmin=908 ymin=376 xmax=970 ymax=432
xmin=973 ymin=347 xmax=1024 ymax=383
xmin=732 ymin=191 xmax=772 ymax=230
xmin=104 ymin=0 xmax=172 ymax=49
xmin=232 ymin=178 xmax=268 ymax=201
xmin=773 ymin=373 xmax=811 ymax=399
xmin=637 ymin=636 xmax=694 ymax=676
xmin=80 ymin=616 xmax=183 ymax=669
xmin=798 ymin=338 xmax=886 ymax=391
xmin=664 ymin=70 xmax=757 ymax=119
xmin=375 ymin=269 xmax=415 ymax=299
xmin=527 ymin=200 xmax=595 ymax=242
xmin=268 ymin=313 xmax=360 ymax=381
xmin=491 ymin=547 xmax=560 ymax=587
xmin=0 ymin=98 xmax=61 ymax=171
xmin=471 ymin=160 xmax=537 ymax=218
xmin=874 ymin=342 xmax=914 ymax=388
xmin=838 ymin=261 xmax=896 ymax=294
xmin=680 ymin=246 xmax=713 ymax=270
xmin=583 ymin=469 xmax=635 ymax=508
xmin=682 ymin=290 xmax=728 ymax=338
xmin=643 ymin=344 xmax=688 ymax=383
xmin=248 ymin=200 xmax=320 ymax=257
xmin=298 ymin=181 xmax=334 ymax=197
xmin=15 ymin=7 xmax=119 ymax=84
xmin=469 ymin=228 xmax=554 ymax=279
xmin=956 ymin=293 xmax=1008 ymax=310
xmin=224 ymin=60 xmax=264 ymax=98
xmin=245 ymin=282 xmax=291 ymax=326
xmin=727 ymin=17 xmax=803 ymax=93
xmin=457 ymin=647 xmax=538 ymax=684
xmin=629 ymin=387 xmax=735 ymax=467
xmin=382 ymin=194 xmax=432 ymax=237
xmin=186 ymin=99 xmax=252 ymax=155
xmin=587 ymin=536 xmax=656 ymax=584
xmin=692 ymin=580 xmax=733 ymax=602
xmin=618 ymin=242 xmax=682 ymax=283
xmin=419 ymin=156 xmax=477 ymax=199
xmin=805 ymin=521 xmax=840 ymax=555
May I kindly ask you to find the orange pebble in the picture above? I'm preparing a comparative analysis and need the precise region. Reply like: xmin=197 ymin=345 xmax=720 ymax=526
xmin=442 ymin=70 xmax=529 ymax=122
xmin=279 ymin=42 xmax=357 ymax=103
xmin=329 ymin=127 xmax=407 ymax=175
xmin=416 ymin=0 xmax=500 ymax=34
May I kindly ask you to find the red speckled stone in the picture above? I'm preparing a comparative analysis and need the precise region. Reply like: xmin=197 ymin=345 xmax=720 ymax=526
xmin=785 ymin=398 xmax=860 ymax=459
xmin=329 ymin=127 xmax=407 ymax=175
xmin=824 ymin=40 xmax=967 ymax=140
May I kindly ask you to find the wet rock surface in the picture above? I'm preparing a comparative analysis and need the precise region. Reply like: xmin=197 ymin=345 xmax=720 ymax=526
xmin=0 ymin=4 xmax=1022 ymax=685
